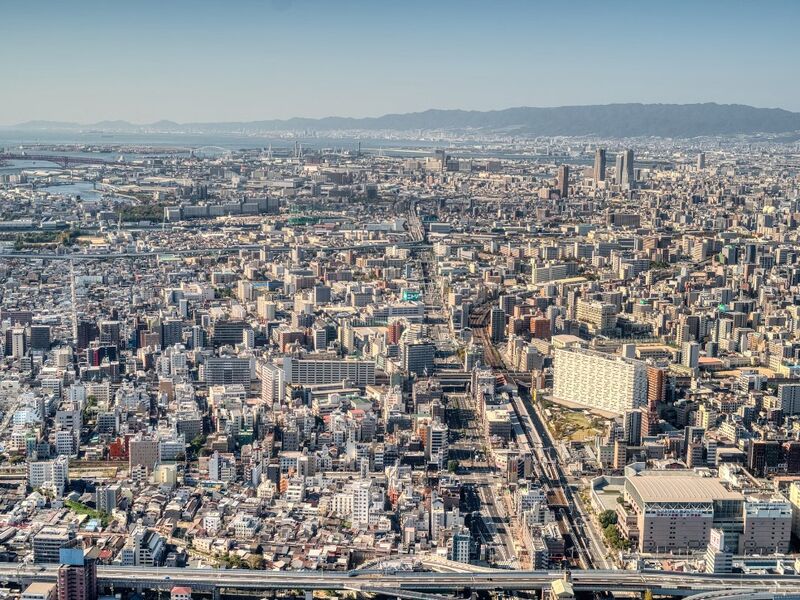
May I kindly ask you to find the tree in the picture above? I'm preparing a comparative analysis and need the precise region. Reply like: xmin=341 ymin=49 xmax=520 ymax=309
xmin=189 ymin=434 xmax=206 ymax=457
xmin=598 ymin=510 xmax=618 ymax=528
xmin=447 ymin=460 xmax=460 ymax=473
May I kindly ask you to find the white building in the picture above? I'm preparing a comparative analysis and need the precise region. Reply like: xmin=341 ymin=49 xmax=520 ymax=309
xmin=553 ymin=347 xmax=647 ymax=414
xmin=283 ymin=357 xmax=376 ymax=386
xmin=28 ymin=456 xmax=69 ymax=497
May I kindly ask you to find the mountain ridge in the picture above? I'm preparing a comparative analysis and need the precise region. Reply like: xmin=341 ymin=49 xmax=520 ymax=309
xmin=7 ymin=103 xmax=800 ymax=138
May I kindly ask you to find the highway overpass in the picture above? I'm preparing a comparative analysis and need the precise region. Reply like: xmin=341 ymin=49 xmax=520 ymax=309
xmin=1 ymin=564 xmax=799 ymax=598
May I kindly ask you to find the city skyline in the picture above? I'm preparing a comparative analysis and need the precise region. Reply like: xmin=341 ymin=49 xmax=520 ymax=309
xmin=2 ymin=0 xmax=799 ymax=124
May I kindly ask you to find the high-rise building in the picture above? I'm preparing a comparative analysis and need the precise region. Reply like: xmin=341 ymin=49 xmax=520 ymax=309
xmin=282 ymin=356 xmax=376 ymax=386
xmin=623 ymin=409 xmax=642 ymax=445
xmin=777 ymin=384 xmax=800 ymax=415
xmin=57 ymin=548 xmax=97 ymax=600
xmin=576 ymin=299 xmax=617 ymax=334
xmin=402 ymin=341 xmax=435 ymax=377
xmin=697 ymin=152 xmax=706 ymax=170
xmin=425 ymin=421 xmax=449 ymax=465
xmin=30 ymin=325 xmax=51 ymax=351
xmin=449 ymin=528 xmax=472 ymax=563
xmin=593 ymin=148 xmax=606 ymax=181
xmin=160 ymin=318 xmax=183 ymax=348
xmin=557 ymin=164 xmax=569 ymax=198
xmin=645 ymin=366 xmax=666 ymax=435
xmin=95 ymin=484 xmax=120 ymax=514
xmin=28 ymin=456 xmax=69 ymax=497
xmin=204 ymin=356 xmax=252 ymax=386
xmin=553 ymin=347 xmax=648 ymax=414
xmin=260 ymin=361 xmax=285 ymax=405
xmin=129 ymin=436 xmax=160 ymax=473
xmin=33 ymin=527 xmax=77 ymax=564
xmin=11 ymin=325 xmax=26 ymax=358
xmin=98 ymin=320 xmax=121 ymax=347
xmin=621 ymin=149 xmax=635 ymax=188
xmin=682 ymin=341 xmax=700 ymax=369
xmin=490 ymin=307 xmax=506 ymax=342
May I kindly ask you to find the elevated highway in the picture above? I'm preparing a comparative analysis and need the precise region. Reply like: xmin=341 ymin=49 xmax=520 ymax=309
xmin=0 ymin=564 xmax=799 ymax=597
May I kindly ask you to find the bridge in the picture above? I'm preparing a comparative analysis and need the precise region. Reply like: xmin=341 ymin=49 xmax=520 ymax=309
xmin=1 ymin=565 xmax=799 ymax=598
xmin=0 ymin=153 xmax=120 ymax=169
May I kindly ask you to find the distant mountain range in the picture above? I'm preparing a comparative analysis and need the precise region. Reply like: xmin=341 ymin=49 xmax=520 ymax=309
xmin=8 ymin=103 xmax=800 ymax=138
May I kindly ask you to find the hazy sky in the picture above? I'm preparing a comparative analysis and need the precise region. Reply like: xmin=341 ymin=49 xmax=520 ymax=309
xmin=2 ymin=0 xmax=798 ymax=124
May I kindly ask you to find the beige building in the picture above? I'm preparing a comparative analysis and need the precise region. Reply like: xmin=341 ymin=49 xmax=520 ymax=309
xmin=553 ymin=347 xmax=647 ymax=414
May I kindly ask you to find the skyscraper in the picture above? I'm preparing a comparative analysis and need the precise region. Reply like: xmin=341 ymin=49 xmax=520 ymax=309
xmin=697 ymin=152 xmax=706 ymax=170
xmin=593 ymin=148 xmax=606 ymax=181
xmin=557 ymin=164 xmax=569 ymax=198
xmin=620 ymin=149 xmax=635 ymax=188
xmin=615 ymin=153 xmax=624 ymax=185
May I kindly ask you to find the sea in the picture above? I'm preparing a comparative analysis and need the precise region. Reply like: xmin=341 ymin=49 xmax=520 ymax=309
xmin=0 ymin=128 xmax=594 ymax=168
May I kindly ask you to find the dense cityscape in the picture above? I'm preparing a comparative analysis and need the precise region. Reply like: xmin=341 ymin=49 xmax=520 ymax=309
xmin=0 ymin=132 xmax=798 ymax=600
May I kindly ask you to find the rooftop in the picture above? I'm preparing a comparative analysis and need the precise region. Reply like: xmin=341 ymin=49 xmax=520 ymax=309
xmin=627 ymin=472 xmax=743 ymax=504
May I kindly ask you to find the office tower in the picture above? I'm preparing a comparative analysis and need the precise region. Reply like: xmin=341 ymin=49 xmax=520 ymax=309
xmin=425 ymin=421 xmax=449 ymax=464
xmin=190 ymin=325 xmax=205 ymax=350
xmin=777 ymin=384 xmax=800 ymax=415
xmin=11 ymin=325 xmax=26 ymax=358
xmin=95 ymin=484 xmax=120 ymax=514
xmin=129 ymin=436 xmax=160 ymax=472
xmin=261 ymin=361 xmax=285 ymax=405
xmin=615 ymin=153 xmax=624 ymax=184
xmin=30 ymin=325 xmax=51 ymax=351
xmin=402 ymin=341 xmax=435 ymax=377
xmin=557 ymin=164 xmax=569 ymax=198
xmin=98 ymin=320 xmax=121 ymax=347
xmin=682 ymin=341 xmax=700 ymax=369
xmin=499 ymin=294 xmax=518 ymax=315
xmin=623 ymin=409 xmax=642 ymax=445
xmin=160 ymin=318 xmax=183 ymax=348
xmin=177 ymin=298 xmax=189 ymax=318
xmin=33 ymin=527 xmax=77 ymax=563
xmin=553 ymin=347 xmax=648 ymax=413
xmin=435 ymin=149 xmax=447 ymax=171
xmin=593 ymin=148 xmax=606 ymax=181
xmin=490 ymin=307 xmax=506 ymax=342
xmin=210 ymin=319 xmax=246 ymax=347
xmin=697 ymin=152 xmax=706 ymax=170
xmin=621 ymin=149 xmax=635 ymax=188
xmin=204 ymin=356 xmax=252 ymax=386
xmin=57 ymin=548 xmax=97 ymax=600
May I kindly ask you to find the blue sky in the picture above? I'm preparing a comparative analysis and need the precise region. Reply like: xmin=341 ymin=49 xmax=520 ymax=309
xmin=1 ymin=0 xmax=798 ymax=124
